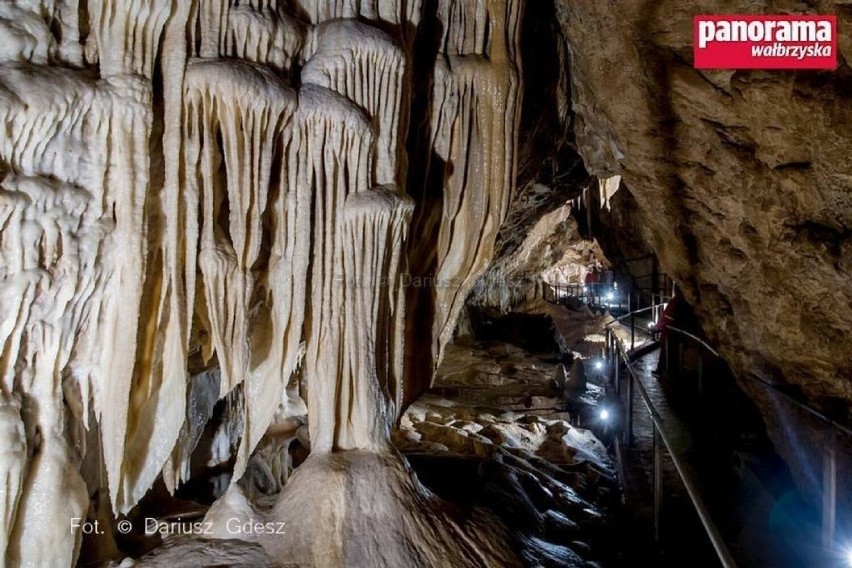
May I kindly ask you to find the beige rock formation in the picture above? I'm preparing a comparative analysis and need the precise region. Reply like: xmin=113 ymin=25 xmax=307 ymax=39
xmin=0 ymin=1 xmax=529 ymax=565
xmin=469 ymin=197 xmax=608 ymax=311
xmin=406 ymin=0 xmax=525 ymax=397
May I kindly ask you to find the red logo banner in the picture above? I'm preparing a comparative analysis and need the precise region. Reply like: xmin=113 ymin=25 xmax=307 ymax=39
xmin=694 ymin=15 xmax=837 ymax=70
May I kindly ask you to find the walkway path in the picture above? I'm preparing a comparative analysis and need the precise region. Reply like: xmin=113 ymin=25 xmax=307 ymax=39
xmin=619 ymin=348 xmax=822 ymax=567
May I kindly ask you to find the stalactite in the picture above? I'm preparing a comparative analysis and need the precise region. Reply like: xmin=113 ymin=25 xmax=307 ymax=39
xmin=0 ymin=397 xmax=25 ymax=565
xmin=87 ymin=0 xmax=172 ymax=77
xmin=183 ymin=59 xmax=296 ymax=399
xmin=438 ymin=0 xmax=491 ymax=55
xmin=0 ymin=0 xmax=533 ymax=564
xmin=189 ymin=0 xmax=230 ymax=59
xmin=598 ymin=175 xmax=621 ymax=211
xmin=0 ymin=4 xmax=57 ymax=64
xmin=153 ymin=1 xmax=195 ymax=496
xmin=422 ymin=0 xmax=524 ymax=368
xmin=295 ymin=0 xmax=422 ymax=27
xmin=0 ymin=64 xmax=151 ymax=562
xmin=224 ymin=4 xmax=305 ymax=75
xmin=303 ymin=21 xmax=407 ymax=186
xmin=232 ymin=103 xmax=310 ymax=481
xmin=181 ymin=60 xmax=313 ymax=485
xmin=0 ymin=1 xmax=84 ymax=66
xmin=0 ymin=141 xmax=97 ymax=568
xmin=339 ymin=187 xmax=413 ymax=448
xmin=291 ymin=84 xmax=375 ymax=452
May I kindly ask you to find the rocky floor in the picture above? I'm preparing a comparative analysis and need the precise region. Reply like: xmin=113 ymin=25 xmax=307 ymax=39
xmin=394 ymin=332 xmax=622 ymax=567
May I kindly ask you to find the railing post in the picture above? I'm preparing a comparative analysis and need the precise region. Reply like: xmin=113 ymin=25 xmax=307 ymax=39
xmin=665 ymin=333 xmax=671 ymax=374
xmin=697 ymin=354 xmax=704 ymax=398
xmin=677 ymin=340 xmax=684 ymax=375
xmin=654 ymin=422 xmax=662 ymax=541
xmin=625 ymin=372 xmax=634 ymax=446
xmin=610 ymin=333 xmax=616 ymax=366
xmin=606 ymin=329 xmax=613 ymax=371
xmin=614 ymin=348 xmax=620 ymax=395
xmin=652 ymin=256 xmax=659 ymax=303
xmin=822 ymin=431 xmax=836 ymax=548
xmin=630 ymin=302 xmax=636 ymax=351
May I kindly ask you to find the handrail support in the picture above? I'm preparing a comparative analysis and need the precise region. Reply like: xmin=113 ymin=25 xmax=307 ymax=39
xmin=654 ymin=423 xmax=663 ymax=541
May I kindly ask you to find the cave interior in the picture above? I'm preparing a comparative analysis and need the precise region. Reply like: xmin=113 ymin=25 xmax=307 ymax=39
xmin=0 ymin=0 xmax=849 ymax=567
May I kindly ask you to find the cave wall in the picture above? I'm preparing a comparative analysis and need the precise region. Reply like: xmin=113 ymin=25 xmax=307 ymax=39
xmin=556 ymin=0 xmax=851 ymax=500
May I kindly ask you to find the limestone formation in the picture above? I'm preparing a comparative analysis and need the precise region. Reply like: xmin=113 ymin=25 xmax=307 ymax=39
xmin=426 ymin=0 xmax=524 ymax=363
xmin=0 ymin=1 xmax=529 ymax=565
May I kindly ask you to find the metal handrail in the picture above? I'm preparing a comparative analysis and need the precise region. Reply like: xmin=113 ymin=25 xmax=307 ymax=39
xmin=663 ymin=326 xmax=848 ymax=439
xmin=611 ymin=301 xmax=849 ymax=552
xmin=605 ymin=302 xmax=667 ymax=352
xmin=615 ymin=311 xmax=850 ymax=438
xmin=606 ymin=303 xmax=662 ymax=326
xmin=614 ymin=339 xmax=737 ymax=567
xmin=613 ymin=306 xmax=847 ymax=437
xmin=665 ymin=325 xmax=720 ymax=358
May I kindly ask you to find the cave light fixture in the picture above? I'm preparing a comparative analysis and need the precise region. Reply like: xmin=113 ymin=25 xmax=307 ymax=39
xmin=599 ymin=408 xmax=610 ymax=422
